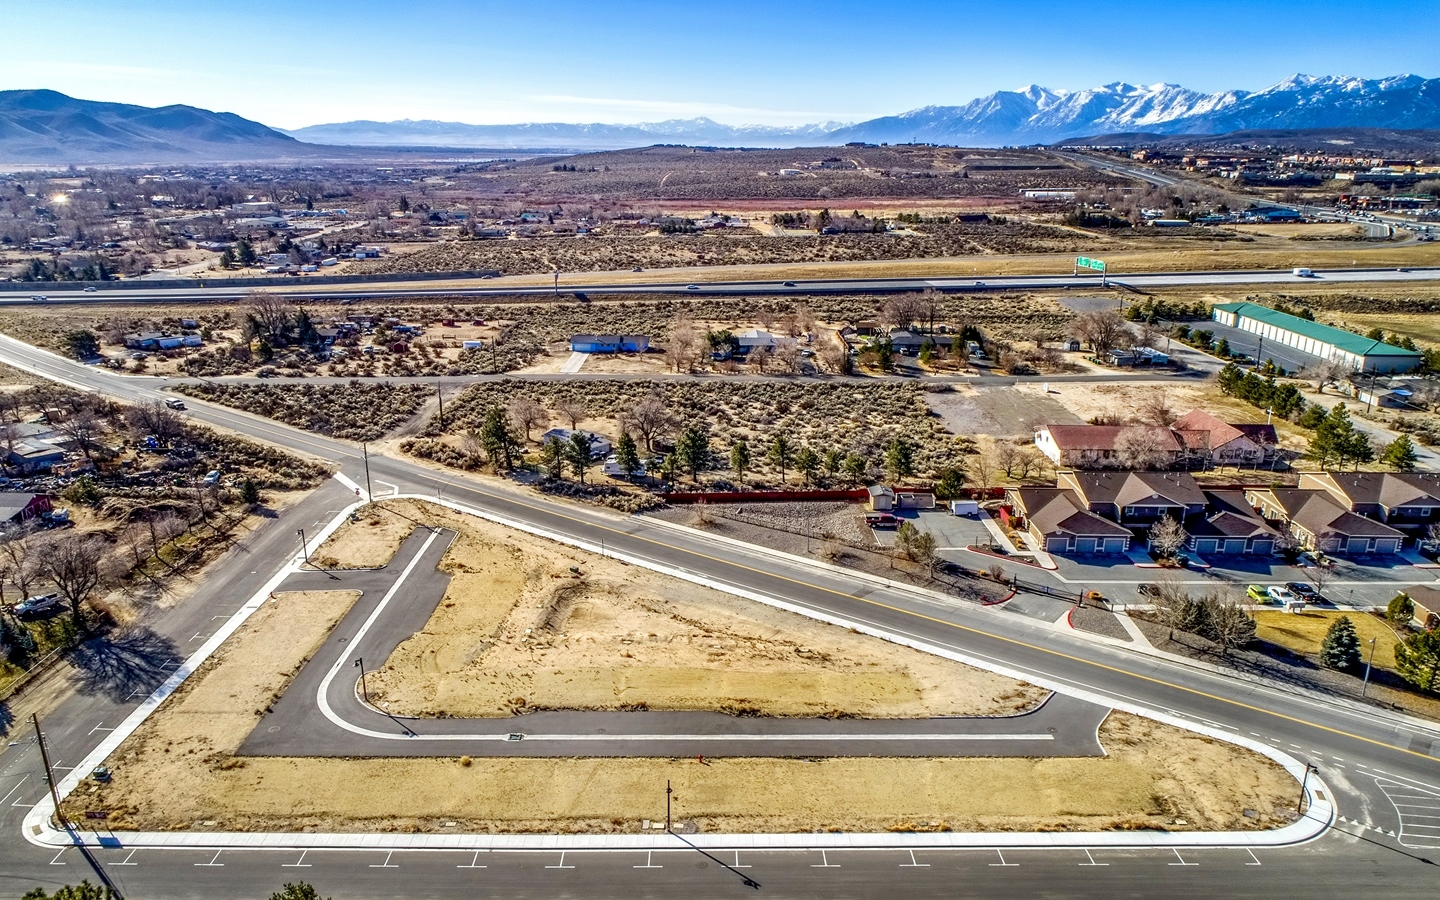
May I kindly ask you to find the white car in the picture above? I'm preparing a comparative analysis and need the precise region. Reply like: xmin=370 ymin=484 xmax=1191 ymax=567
xmin=15 ymin=592 xmax=63 ymax=617
xmin=83 ymin=286 xmax=98 ymax=292
xmin=1266 ymin=586 xmax=1297 ymax=604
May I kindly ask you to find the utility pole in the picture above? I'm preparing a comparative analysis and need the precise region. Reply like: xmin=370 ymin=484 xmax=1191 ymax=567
xmin=296 ymin=528 xmax=310 ymax=564
xmin=1361 ymin=637 xmax=1378 ymax=698
xmin=354 ymin=657 xmax=368 ymax=703
xmin=32 ymin=714 xmax=66 ymax=829
xmin=553 ymin=269 xmax=560 ymax=296
xmin=666 ymin=780 xmax=672 ymax=833
xmin=362 ymin=442 xmax=373 ymax=503
xmin=436 ymin=381 xmax=445 ymax=431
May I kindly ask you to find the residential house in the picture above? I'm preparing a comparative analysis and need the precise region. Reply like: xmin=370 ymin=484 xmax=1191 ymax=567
xmin=4 ymin=439 xmax=66 ymax=474
xmin=887 ymin=330 xmax=952 ymax=356
xmin=1034 ymin=425 xmax=1184 ymax=469
xmin=734 ymin=329 xmax=787 ymax=356
xmin=568 ymin=334 xmax=650 ymax=354
xmin=1298 ymin=472 xmax=1440 ymax=534
xmin=1185 ymin=491 xmax=1279 ymax=556
xmin=1172 ymin=409 xmax=1278 ymax=468
xmin=1007 ymin=487 xmax=1132 ymax=555
xmin=1245 ymin=487 xmax=1405 ymax=555
xmin=1058 ymin=470 xmax=1207 ymax=526
xmin=1400 ymin=585 xmax=1440 ymax=630
xmin=0 ymin=492 xmax=51 ymax=524
xmin=539 ymin=429 xmax=612 ymax=460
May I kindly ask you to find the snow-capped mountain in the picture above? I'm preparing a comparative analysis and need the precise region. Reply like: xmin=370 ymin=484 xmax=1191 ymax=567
xmin=828 ymin=74 xmax=1439 ymax=145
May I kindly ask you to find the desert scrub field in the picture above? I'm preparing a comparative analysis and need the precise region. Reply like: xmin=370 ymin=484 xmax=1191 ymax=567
xmin=352 ymin=221 xmax=1097 ymax=277
xmin=397 ymin=144 xmax=1135 ymax=204
xmin=173 ymin=381 xmax=432 ymax=441
xmin=413 ymin=379 xmax=974 ymax=482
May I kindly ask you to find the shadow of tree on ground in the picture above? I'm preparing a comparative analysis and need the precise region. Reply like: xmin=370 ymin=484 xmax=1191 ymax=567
xmin=69 ymin=627 xmax=184 ymax=704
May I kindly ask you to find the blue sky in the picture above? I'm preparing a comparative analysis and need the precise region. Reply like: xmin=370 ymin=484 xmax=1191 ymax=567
xmin=4 ymin=0 xmax=1430 ymax=128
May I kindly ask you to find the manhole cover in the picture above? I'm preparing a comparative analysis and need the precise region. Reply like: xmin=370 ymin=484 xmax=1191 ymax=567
xmin=695 ymin=861 xmax=708 ymax=869
xmin=267 ymin=726 xmax=280 ymax=733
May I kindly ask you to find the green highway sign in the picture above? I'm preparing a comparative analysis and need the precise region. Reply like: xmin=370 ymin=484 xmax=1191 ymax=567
xmin=1076 ymin=256 xmax=1107 ymax=271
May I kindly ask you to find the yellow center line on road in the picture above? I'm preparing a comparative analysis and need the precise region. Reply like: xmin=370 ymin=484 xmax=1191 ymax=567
xmin=419 ymin=473 xmax=1438 ymax=764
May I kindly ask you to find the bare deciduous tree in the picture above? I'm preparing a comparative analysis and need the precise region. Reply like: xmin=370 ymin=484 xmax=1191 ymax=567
xmin=747 ymin=344 xmax=773 ymax=374
xmin=1148 ymin=515 xmax=1187 ymax=559
xmin=126 ymin=400 xmax=185 ymax=446
xmin=1069 ymin=309 xmax=1132 ymax=358
xmin=556 ymin=399 xmax=588 ymax=431
xmin=881 ymin=293 xmax=934 ymax=331
xmin=1114 ymin=425 xmax=1173 ymax=470
xmin=39 ymin=533 xmax=107 ymax=631
xmin=772 ymin=343 xmax=801 ymax=375
xmin=666 ymin=317 xmax=702 ymax=373
xmin=55 ymin=409 xmax=102 ymax=461
xmin=1139 ymin=390 xmax=1178 ymax=427
xmin=245 ymin=290 xmax=294 ymax=345
xmin=792 ymin=304 xmax=817 ymax=336
xmin=1303 ymin=359 xmax=1352 ymax=394
xmin=625 ymin=394 xmax=674 ymax=453
xmin=506 ymin=396 xmax=547 ymax=442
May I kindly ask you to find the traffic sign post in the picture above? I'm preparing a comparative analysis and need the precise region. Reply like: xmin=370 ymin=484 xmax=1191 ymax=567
xmin=1075 ymin=256 xmax=1108 ymax=285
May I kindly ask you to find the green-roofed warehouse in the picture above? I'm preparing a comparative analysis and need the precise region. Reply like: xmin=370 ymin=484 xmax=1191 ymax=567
xmin=1211 ymin=302 xmax=1422 ymax=374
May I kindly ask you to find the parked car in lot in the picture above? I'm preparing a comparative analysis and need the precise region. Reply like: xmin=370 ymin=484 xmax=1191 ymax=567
xmin=1266 ymin=585 xmax=1297 ymax=605
xmin=1285 ymin=582 xmax=1322 ymax=603
xmin=1246 ymin=584 xmax=1269 ymax=602
xmin=864 ymin=512 xmax=899 ymax=528
xmin=15 ymin=592 xmax=63 ymax=617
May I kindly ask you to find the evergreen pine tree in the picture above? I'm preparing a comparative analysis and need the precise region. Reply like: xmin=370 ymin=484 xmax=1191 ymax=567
xmin=1320 ymin=616 xmax=1363 ymax=671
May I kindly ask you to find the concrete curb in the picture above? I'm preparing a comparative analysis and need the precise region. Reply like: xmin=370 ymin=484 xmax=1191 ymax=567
xmin=23 ymin=490 xmax=1333 ymax=852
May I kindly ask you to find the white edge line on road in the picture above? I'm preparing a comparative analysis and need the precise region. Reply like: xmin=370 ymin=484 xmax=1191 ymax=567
xmin=24 ymin=490 xmax=1333 ymax=852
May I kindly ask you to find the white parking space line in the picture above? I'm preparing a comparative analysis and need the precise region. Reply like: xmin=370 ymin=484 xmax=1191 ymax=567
xmin=369 ymin=850 xmax=399 ymax=868
xmin=545 ymin=851 xmax=575 ymax=869
xmin=989 ymin=849 xmax=1018 ymax=867
xmin=633 ymin=850 xmax=662 ymax=868
xmin=115 ymin=849 xmax=139 ymax=866
xmin=1080 ymin=849 xmax=1108 ymax=866
xmin=0 ymin=775 xmax=29 ymax=805
xmin=810 ymin=850 xmax=840 ymax=868
xmin=195 ymin=850 xmax=224 ymax=866
xmin=282 ymin=850 xmax=311 ymax=867
xmin=900 ymin=849 xmax=929 ymax=867
xmin=456 ymin=850 xmax=487 ymax=869
xmin=1169 ymin=849 xmax=1198 ymax=866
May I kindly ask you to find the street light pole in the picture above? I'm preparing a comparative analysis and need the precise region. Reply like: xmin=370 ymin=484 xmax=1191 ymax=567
xmin=666 ymin=779 xmax=672 ymax=833
xmin=354 ymin=657 xmax=368 ymax=703
xmin=296 ymin=528 xmax=309 ymax=564
xmin=1361 ymin=637 xmax=1378 ymax=697
xmin=362 ymin=442 xmax=373 ymax=503
xmin=1297 ymin=763 xmax=1319 ymax=813
xmin=32 ymin=714 xmax=66 ymax=829
xmin=436 ymin=381 xmax=445 ymax=431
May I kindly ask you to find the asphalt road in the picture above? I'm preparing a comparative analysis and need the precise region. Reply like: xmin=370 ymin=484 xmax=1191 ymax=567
xmin=1 ymin=335 xmax=1439 ymax=898
xmin=2 ymin=265 xmax=1439 ymax=305
xmin=243 ymin=528 xmax=1108 ymax=759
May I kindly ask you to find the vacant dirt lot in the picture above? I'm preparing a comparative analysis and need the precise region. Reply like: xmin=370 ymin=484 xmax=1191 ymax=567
xmin=340 ymin=500 xmax=1039 ymax=719
xmin=70 ymin=507 xmax=1294 ymax=836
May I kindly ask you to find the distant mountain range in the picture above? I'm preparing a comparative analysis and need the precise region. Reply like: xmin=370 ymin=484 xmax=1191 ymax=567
xmin=284 ymin=118 xmax=845 ymax=152
xmin=1 ymin=75 xmax=1437 ymax=164
xmin=291 ymin=74 xmax=1440 ymax=150
xmin=0 ymin=89 xmax=308 ymax=163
